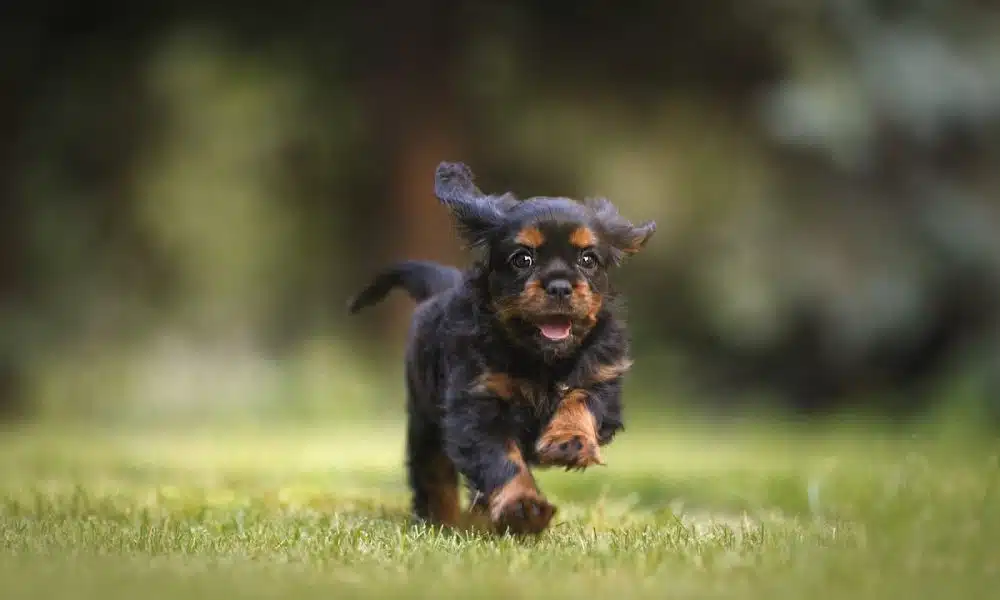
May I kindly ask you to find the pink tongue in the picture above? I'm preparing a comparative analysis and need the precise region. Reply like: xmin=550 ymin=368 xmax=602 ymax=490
xmin=538 ymin=320 xmax=572 ymax=340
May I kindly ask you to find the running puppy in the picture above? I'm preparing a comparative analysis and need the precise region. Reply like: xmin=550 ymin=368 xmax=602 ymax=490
xmin=347 ymin=162 xmax=655 ymax=535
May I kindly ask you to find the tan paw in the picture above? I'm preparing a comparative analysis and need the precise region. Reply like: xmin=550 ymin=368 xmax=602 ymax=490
xmin=536 ymin=431 xmax=605 ymax=471
xmin=490 ymin=490 xmax=556 ymax=535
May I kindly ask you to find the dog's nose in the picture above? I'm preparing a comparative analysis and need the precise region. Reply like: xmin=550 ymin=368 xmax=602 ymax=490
xmin=545 ymin=279 xmax=573 ymax=299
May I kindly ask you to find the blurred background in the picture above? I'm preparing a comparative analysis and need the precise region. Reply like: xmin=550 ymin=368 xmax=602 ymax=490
xmin=3 ymin=0 xmax=1000 ymax=431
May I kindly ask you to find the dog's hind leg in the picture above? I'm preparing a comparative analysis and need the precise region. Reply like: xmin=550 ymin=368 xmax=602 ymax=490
xmin=406 ymin=419 xmax=461 ymax=527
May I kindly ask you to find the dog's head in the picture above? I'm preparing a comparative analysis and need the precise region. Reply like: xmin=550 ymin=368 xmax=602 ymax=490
xmin=434 ymin=162 xmax=655 ymax=356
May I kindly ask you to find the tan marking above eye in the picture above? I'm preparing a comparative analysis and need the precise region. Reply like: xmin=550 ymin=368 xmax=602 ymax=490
xmin=515 ymin=226 xmax=545 ymax=248
xmin=569 ymin=226 xmax=597 ymax=249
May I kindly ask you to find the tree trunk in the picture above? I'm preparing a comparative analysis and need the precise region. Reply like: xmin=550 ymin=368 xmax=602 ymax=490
xmin=353 ymin=1 xmax=468 ymax=345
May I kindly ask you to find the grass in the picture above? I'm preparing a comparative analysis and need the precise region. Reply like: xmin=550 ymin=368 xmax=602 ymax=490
xmin=1 ymin=417 xmax=998 ymax=599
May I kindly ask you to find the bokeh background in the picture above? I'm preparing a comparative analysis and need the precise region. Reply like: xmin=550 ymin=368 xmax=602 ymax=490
xmin=3 ymin=0 xmax=1000 ymax=432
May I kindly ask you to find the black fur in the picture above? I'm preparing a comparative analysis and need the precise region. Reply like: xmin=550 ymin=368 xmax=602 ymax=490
xmin=349 ymin=161 xmax=655 ymax=533
xmin=347 ymin=260 xmax=462 ymax=314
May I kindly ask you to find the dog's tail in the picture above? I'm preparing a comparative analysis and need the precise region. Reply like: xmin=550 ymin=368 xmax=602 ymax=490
xmin=347 ymin=260 xmax=463 ymax=315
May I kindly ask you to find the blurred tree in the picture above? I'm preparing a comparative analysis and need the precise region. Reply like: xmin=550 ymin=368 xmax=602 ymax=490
xmin=1 ymin=0 xmax=999 ymax=423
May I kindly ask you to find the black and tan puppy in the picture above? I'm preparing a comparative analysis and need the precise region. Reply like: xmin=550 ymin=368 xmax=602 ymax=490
xmin=348 ymin=162 xmax=655 ymax=535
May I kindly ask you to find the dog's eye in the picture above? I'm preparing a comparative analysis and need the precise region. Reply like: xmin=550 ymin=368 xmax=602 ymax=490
xmin=509 ymin=250 xmax=534 ymax=270
xmin=578 ymin=251 xmax=599 ymax=270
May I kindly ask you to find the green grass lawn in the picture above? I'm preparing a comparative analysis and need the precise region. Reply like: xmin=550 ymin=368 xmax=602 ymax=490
xmin=1 ymin=418 xmax=998 ymax=599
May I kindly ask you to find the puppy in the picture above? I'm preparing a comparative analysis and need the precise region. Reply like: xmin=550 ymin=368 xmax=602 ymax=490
xmin=348 ymin=162 xmax=655 ymax=535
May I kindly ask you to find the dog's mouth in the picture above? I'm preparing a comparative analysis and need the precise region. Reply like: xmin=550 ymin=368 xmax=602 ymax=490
xmin=535 ymin=316 xmax=573 ymax=341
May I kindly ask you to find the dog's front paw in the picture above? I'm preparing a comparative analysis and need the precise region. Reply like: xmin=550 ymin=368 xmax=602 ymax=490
xmin=490 ymin=489 xmax=556 ymax=535
xmin=536 ymin=431 xmax=605 ymax=471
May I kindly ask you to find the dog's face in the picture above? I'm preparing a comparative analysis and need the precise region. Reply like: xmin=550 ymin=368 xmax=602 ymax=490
xmin=434 ymin=162 xmax=655 ymax=356
xmin=486 ymin=202 xmax=611 ymax=350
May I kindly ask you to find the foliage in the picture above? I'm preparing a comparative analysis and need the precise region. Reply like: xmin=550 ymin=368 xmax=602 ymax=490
xmin=2 ymin=1 xmax=1000 ymax=419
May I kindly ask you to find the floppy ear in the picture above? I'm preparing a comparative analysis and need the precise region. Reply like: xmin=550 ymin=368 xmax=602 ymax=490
xmin=434 ymin=162 xmax=516 ymax=247
xmin=586 ymin=197 xmax=656 ymax=262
